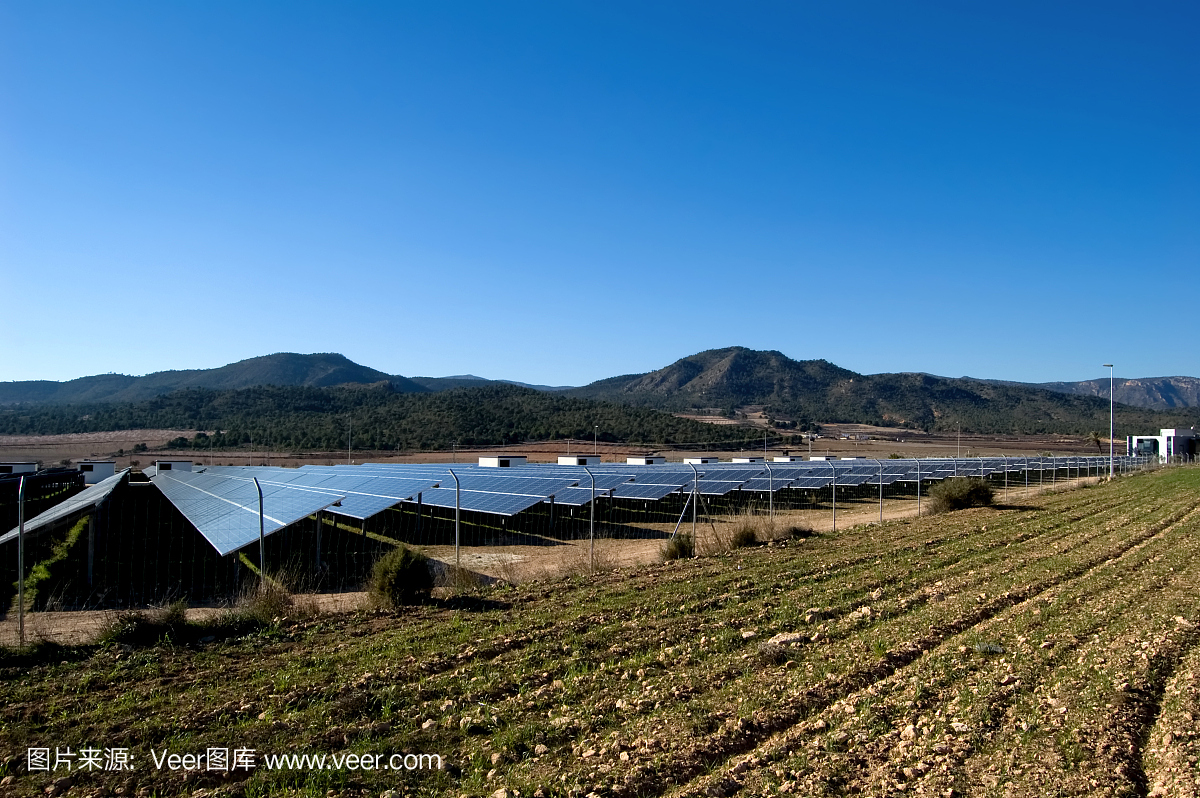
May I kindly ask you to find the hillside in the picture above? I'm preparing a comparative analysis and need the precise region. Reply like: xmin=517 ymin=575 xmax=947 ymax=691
xmin=1032 ymin=376 xmax=1200 ymax=409
xmin=410 ymin=375 xmax=572 ymax=392
xmin=0 ymin=383 xmax=763 ymax=451
xmin=0 ymin=353 xmax=427 ymax=405
xmin=567 ymin=347 xmax=1199 ymax=435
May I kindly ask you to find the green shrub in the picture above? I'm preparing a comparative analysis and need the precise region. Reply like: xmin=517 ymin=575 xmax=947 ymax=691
xmin=660 ymin=533 xmax=695 ymax=561
xmin=928 ymin=477 xmax=994 ymax=514
xmin=369 ymin=546 xmax=433 ymax=608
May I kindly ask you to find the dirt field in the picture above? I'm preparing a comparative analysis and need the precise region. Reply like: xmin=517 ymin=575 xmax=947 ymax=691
xmin=0 ymin=426 xmax=1113 ymax=471
xmin=2 ymin=466 xmax=1198 ymax=797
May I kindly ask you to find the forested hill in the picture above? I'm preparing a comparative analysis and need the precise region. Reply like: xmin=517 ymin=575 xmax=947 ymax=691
xmin=0 ymin=353 xmax=427 ymax=405
xmin=566 ymin=347 xmax=1199 ymax=435
xmin=0 ymin=383 xmax=764 ymax=451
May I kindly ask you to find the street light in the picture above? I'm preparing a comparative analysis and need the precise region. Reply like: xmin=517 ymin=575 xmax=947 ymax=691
xmin=1103 ymin=364 xmax=1114 ymax=479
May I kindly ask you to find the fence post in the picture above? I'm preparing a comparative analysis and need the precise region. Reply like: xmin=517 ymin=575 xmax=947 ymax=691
xmin=872 ymin=459 xmax=883 ymax=524
xmin=449 ymin=469 xmax=461 ymax=570
xmin=18 ymin=476 xmax=26 ymax=648
xmin=253 ymin=477 xmax=265 ymax=592
xmin=583 ymin=466 xmax=596 ymax=573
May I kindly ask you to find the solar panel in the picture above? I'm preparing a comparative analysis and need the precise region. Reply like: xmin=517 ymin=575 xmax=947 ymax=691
xmin=1 ymin=469 xmax=130 ymax=543
xmin=547 ymin=486 xmax=608 ymax=506
xmin=413 ymin=488 xmax=548 ymax=516
xmin=612 ymin=482 xmax=684 ymax=500
xmin=151 ymin=470 xmax=344 ymax=556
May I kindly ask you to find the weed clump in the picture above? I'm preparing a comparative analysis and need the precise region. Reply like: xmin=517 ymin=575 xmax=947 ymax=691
xmin=96 ymin=600 xmax=191 ymax=647
xmin=661 ymin=533 xmax=695 ymax=561
xmin=928 ymin=477 xmax=994 ymax=514
xmin=730 ymin=525 xmax=758 ymax=549
xmin=784 ymin=524 xmax=817 ymax=539
xmin=369 ymin=545 xmax=434 ymax=608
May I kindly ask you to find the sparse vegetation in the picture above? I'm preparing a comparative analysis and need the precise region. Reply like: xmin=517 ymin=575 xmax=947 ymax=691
xmin=660 ymin=532 xmax=695 ymax=560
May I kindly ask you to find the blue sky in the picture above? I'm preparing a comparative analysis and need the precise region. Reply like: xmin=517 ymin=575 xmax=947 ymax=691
xmin=2 ymin=2 xmax=1196 ymax=386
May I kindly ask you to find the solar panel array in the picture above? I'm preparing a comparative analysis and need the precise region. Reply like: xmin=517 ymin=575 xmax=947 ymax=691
xmin=0 ymin=469 xmax=131 ymax=543
xmin=127 ymin=455 xmax=1129 ymax=556
xmin=151 ymin=470 xmax=346 ymax=556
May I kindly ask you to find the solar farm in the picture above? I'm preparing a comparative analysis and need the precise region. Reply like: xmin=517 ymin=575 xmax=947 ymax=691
xmin=2 ymin=454 xmax=1145 ymax=610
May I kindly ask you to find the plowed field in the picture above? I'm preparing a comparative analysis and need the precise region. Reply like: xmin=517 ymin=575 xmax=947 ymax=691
xmin=2 ymin=467 xmax=1199 ymax=797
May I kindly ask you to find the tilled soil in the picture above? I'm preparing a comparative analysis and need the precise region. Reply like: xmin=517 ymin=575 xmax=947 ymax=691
xmin=1 ymin=468 xmax=1198 ymax=798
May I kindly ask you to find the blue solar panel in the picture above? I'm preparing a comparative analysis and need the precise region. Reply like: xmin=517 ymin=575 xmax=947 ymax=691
xmin=1 ymin=469 xmax=130 ymax=543
xmin=612 ymin=482 xmax=686 ymax=500
xmin=152 ymin=471 xmax=344 ymax=556
xmin=414 ymin=488 xmax=547 ymax=516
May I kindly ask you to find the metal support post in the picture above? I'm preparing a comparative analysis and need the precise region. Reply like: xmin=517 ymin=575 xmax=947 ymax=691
xmin=449 ymin=469 xmax=461 ymax=570
xmin=764 ymin=462 xmax=774 ymax=518
xmin=830 ymin=463 xmax=837 ymax=532
xmin=872 ymin=459 xmax=883 ymax=524
xmin=583 ymin=466 xmax=596 ymax=572
xmin=253 ymin=477 xmax=265 ymax=591
xmin=18 ymin=476 xmax=26 ymax=647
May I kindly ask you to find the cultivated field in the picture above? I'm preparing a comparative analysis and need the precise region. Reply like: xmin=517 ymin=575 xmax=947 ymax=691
xmin=2 ymin=467 xmax=1198 ymax=797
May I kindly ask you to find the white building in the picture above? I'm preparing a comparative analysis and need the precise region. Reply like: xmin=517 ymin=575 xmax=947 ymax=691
xmin=0 ymin=462 xmax=37 ymax=475
xmin=479 ymin=455 xmax=527 ymax=468
xmin=1127 ymin=428 xmax=1199 ymax=463
xmin=627 ymin=456 xmax=666 ymax=465
xmin=683 ymin=457 xmax=720 ymax=464
xmin=79 ymin=460 xmax=116 ymax=485
xmin=732 ymin=457 xmax=765 ymax=464
xmin=154 ymin=460 xmax=195 ymax=473
xmin=558 ymin=455 xmax=602 ymax=466
xmin=773 ymin=456 xmax=804 ymax=462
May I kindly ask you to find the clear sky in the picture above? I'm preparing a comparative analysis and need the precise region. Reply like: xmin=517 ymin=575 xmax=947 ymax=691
xmin=2 ymin=2 xmax=1196 ymax=386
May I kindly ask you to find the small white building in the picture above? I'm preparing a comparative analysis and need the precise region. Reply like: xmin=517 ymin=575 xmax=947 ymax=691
xmin=840 ymin=456 xmax=867 ymax=460
xmin=627 ymin=456 xmax=666 ymax=465
xmin=0 ymin=462 xmax=37 ymax=475
xmin=808 ymin=455 xmax=835 ymax=461
xmin=79 ymin=460 xmax=117 ymax=485
xmin=558 ymin=455 xmax=602 ymax=466
xmin=1127 ymin=428 xmax=1199 ymax=463
xmin=773 ymin=456 xmax=804 ymax=462
xmin=732 ymin=457 xmax=765 ymax=464
xmin=479 ymin=455 xmax=527 ymax=468
xmin=154 ymin=460 xmax=195 ymax=473
xmin=683 ymin=457 xmax=720 ymax=464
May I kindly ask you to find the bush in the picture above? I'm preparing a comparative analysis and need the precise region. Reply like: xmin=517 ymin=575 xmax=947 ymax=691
xmin=730 ymin=526 xmax=758 ymax=548
xmin=660 ymin=533 xmax=695 ymax=561
xmin=784 ymin=524 xmax=817 ymax=539
xmin=928 ymin=477 xmax=994 ymax=514
xmin=369 ymin=546 xmax=434 ymax=608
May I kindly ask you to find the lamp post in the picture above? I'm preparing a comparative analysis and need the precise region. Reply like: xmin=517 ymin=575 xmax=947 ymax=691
xmin=1103 ymin=364 xmax=1114 ymax=479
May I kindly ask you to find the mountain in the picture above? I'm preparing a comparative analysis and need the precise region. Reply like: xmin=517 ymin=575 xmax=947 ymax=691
xmin=1030 ymin=377 xmax=1200 ymax=410
xmin=0 ymin=353 xmax=428 ymax=405
xmin=409 ymin=375 xmax=573 ymax=392
xmin=566 ymin=347 xmax=1200 ymax=435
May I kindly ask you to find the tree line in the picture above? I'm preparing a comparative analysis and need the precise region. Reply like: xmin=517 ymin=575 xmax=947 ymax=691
xmin=0 ymin=383 xmax=770 ymax=451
